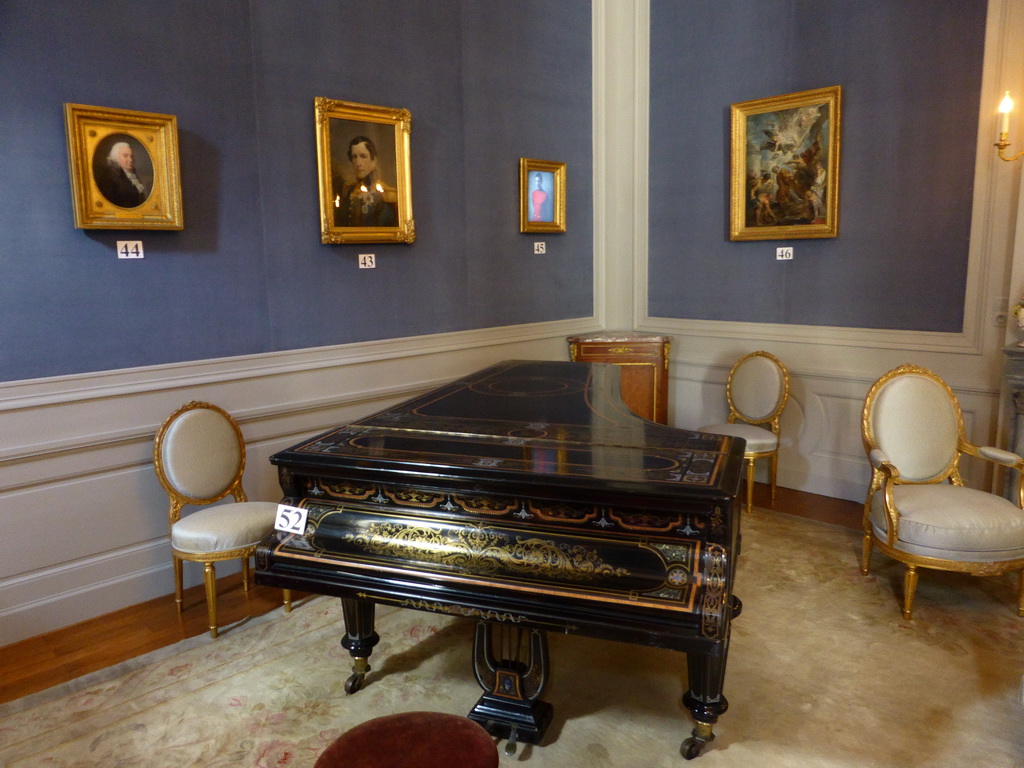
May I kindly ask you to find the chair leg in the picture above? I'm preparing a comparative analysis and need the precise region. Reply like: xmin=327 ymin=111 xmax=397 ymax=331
xmin=284 ymin=589 xmax=293 ymax=613
xmin=203 ymin=562 xmax=219 ymax=639
xmin=769 ymin=450 xmax=778 ymax=501
xmin=1017 ymin=570 xmax=1024 ymax=618
xmin=242 ymin=556 xmax=251 ymax=592
xmin=173 ymin=557 xmax=184 ymax=613
xmin=902 ymin=565 xmax=918 ymax=620
xmin=860 ymin=534 xmax=873 ymax=576
xmin=745 ymin=457 xmax=755 ymax=514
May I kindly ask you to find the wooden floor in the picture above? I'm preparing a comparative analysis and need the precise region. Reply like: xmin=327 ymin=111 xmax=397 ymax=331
xmin=0 ymin=484 xmax=861 ymax=706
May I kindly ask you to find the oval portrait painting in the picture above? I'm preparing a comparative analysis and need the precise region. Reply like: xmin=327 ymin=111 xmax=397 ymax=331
xmin=91 ymin=133 xmax=154 ymax=209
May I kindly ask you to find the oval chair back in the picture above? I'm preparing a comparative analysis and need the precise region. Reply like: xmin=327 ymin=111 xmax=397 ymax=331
xmin=727 ymin=352 xmax=788 ymax=426
xmin=863 ymin=368 xmax=961 ymax=484
xmin=156 ymin=403 xmax=246 ymax=506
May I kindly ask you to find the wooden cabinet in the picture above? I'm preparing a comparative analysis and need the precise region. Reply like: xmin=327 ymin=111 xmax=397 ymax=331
xmin=567 ymin=331 xmax=671 ymax=424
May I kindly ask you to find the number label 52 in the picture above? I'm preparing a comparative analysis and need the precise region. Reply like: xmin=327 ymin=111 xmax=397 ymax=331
xmin=274 ymin=504 xmax=309 ymax=535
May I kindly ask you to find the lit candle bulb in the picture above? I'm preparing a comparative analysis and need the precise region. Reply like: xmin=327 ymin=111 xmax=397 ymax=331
xmin=999 ymin=91 xmax=1013 ymax=136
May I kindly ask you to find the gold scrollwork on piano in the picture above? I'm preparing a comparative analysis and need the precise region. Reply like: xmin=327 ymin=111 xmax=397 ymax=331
xmin=528 ymin=500 xmax=598 ymax=524
xmin=318 ymin=481 xmax=376 ymax=500
xmin=384 ymin=488 xmax=446 ymax=508
xmin=709 ymin=506 xmax=725 ymax=538
xmin=367 ymin=593 xmax=579 ymax=630
xmin=347 ymin=522 xmax=629 ymax=581
xmin=608 ymin=509 xmax=684 ymax=532
xmin=398 ymin=598 xmax=527 ymax=624
xmin=699 ymin=544 xmax=728 ymax=638
xmin=453 ymin=495 xmax=519 ymax=515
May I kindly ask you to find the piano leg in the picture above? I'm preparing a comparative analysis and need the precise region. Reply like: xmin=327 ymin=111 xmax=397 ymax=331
xmin=680 ymin=640 xmax=730 ymax=760
xmin=340 ymin=597 xmax=380 ymax=694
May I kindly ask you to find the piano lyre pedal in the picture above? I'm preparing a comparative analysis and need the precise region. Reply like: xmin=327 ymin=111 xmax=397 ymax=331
xmin=470 ymin=622 xmax=551 ymax=755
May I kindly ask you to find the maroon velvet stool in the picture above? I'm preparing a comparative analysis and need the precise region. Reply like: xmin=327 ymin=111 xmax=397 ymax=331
xmin=313 ymin=711 xmax=499 ymax=768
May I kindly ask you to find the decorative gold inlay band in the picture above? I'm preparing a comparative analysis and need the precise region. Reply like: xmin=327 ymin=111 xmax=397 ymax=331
xmin=384 ymin=488 xmax=444 ymax=507
xmin=700 ymin=544 xmax=728 ymax=638
xmin=397 ymin=598 xmax=526 ymax=624
xmin=347 ymin=521 xmax=629 ymax=581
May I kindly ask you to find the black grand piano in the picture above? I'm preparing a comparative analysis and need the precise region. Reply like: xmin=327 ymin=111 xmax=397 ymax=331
xmin=255 ymin=360 xmax=745 ymax=759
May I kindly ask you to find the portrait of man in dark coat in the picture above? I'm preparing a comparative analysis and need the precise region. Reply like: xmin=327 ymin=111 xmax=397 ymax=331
xmin=93 ymin=134 xmax=151 ymax=208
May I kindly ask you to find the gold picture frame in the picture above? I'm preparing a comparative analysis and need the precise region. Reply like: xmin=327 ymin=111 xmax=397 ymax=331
xmin=64 ymin=103 xmax=183 ymax=230
xmin=729 ymin=85 xmax=841 ymax=241
xmin=520 ymin=158 xmax=566 ymax=233
xmin=315 ymin=97 xmax=414 ymax=244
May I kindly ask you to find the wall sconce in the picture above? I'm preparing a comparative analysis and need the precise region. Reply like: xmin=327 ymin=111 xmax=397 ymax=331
xmin=997 ymin=91 xmax=1024 ymax=162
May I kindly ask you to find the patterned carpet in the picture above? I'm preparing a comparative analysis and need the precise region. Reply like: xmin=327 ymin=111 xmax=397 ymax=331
xmin=1 ymin=507 xmax=1022 ymax=767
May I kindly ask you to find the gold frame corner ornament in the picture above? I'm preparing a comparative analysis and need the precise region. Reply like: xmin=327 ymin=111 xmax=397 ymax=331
xmin=729 ymin=85 xmax=841 ymax=241
xmin=315 ymin=97 xmax=414 ymax=245
xmin=64 ymin=103 xmax=183 ymax=230
xmin=520 ymin=158 xmax=566 ymax=234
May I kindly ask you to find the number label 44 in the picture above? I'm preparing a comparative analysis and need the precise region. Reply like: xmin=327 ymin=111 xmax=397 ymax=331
xmin=117 ymin=240 xmax=144 ymax=259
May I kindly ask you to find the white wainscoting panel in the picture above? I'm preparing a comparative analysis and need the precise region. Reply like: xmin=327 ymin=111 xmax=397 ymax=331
xmin=0 ymin=321 xmax=579 ymax=645
xmin=668 ymin=350 xmax=1002 ymax=506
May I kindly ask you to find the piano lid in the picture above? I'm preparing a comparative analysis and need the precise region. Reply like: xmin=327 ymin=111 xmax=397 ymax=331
xmin=271 ymin=360 xmax=745 ymax=504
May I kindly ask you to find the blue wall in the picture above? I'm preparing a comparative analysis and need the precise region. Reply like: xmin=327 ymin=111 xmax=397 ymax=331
xmin=0 ymin=1 xmax=993 ymax=382
xmin=0 ymin=1 xmax=594 ymax=382
xmin=648 ymin=0 xmax=986 ymax=332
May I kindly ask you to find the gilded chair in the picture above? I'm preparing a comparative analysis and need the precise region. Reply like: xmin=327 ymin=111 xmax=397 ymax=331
xmin=154 ymin=401 xmax=291 ymax=637
xmin=860 ymin=364 xmax=1024 ymax=619
xmin=699 ymin=351 xmax=790 ymax=514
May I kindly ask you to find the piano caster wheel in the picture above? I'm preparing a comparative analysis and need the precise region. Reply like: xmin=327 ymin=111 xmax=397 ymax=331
xmin=503 ymin=725 xmax=519 ymax=756
xmin=681 ymin=737 xmax=706 ymax=760
xmin=344 ymin=673 xmax=364 ymax=694
xmin=344 ymin=657 xmax=370 ymax=694
xmin=681 ymin=721 xmax=715 ymax=760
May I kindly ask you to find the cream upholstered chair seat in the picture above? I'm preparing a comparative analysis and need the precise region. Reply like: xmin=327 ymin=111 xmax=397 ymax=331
xmin=868 ymin=484 xmax=1024 ymax=562
xmin=155 ymin=401 xmax=291 ymax=638
xmin=699 ymin=351 xmax=789 ymax=514
xmin=170 ymin=501 xmax=280 ymax=554
xmin=861 ymin=364 xmax=1024 ymax=619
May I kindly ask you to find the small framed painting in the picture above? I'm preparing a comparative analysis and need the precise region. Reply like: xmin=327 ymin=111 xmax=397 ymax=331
xmin=729 ymin=85 xmax=841 ymax=241
xmin=520 ymin=158 xmax=565 ymax=233
xmin=64 ymin=103 xmax=183 ymax=230
xmin=315 ymin=97 xmax=414 ymax=244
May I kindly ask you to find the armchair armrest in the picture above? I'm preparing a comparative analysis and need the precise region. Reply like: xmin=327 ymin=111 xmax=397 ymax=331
xmin=977 ymin=445 xmax=1024 ymax=467
xmin=961 ymin=443 xmax=1024 ymax=509
xmin=959 ymin=439 xmax=1024 ymax=467
xmin=867 ymin=448 xmax=901 ymax=545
